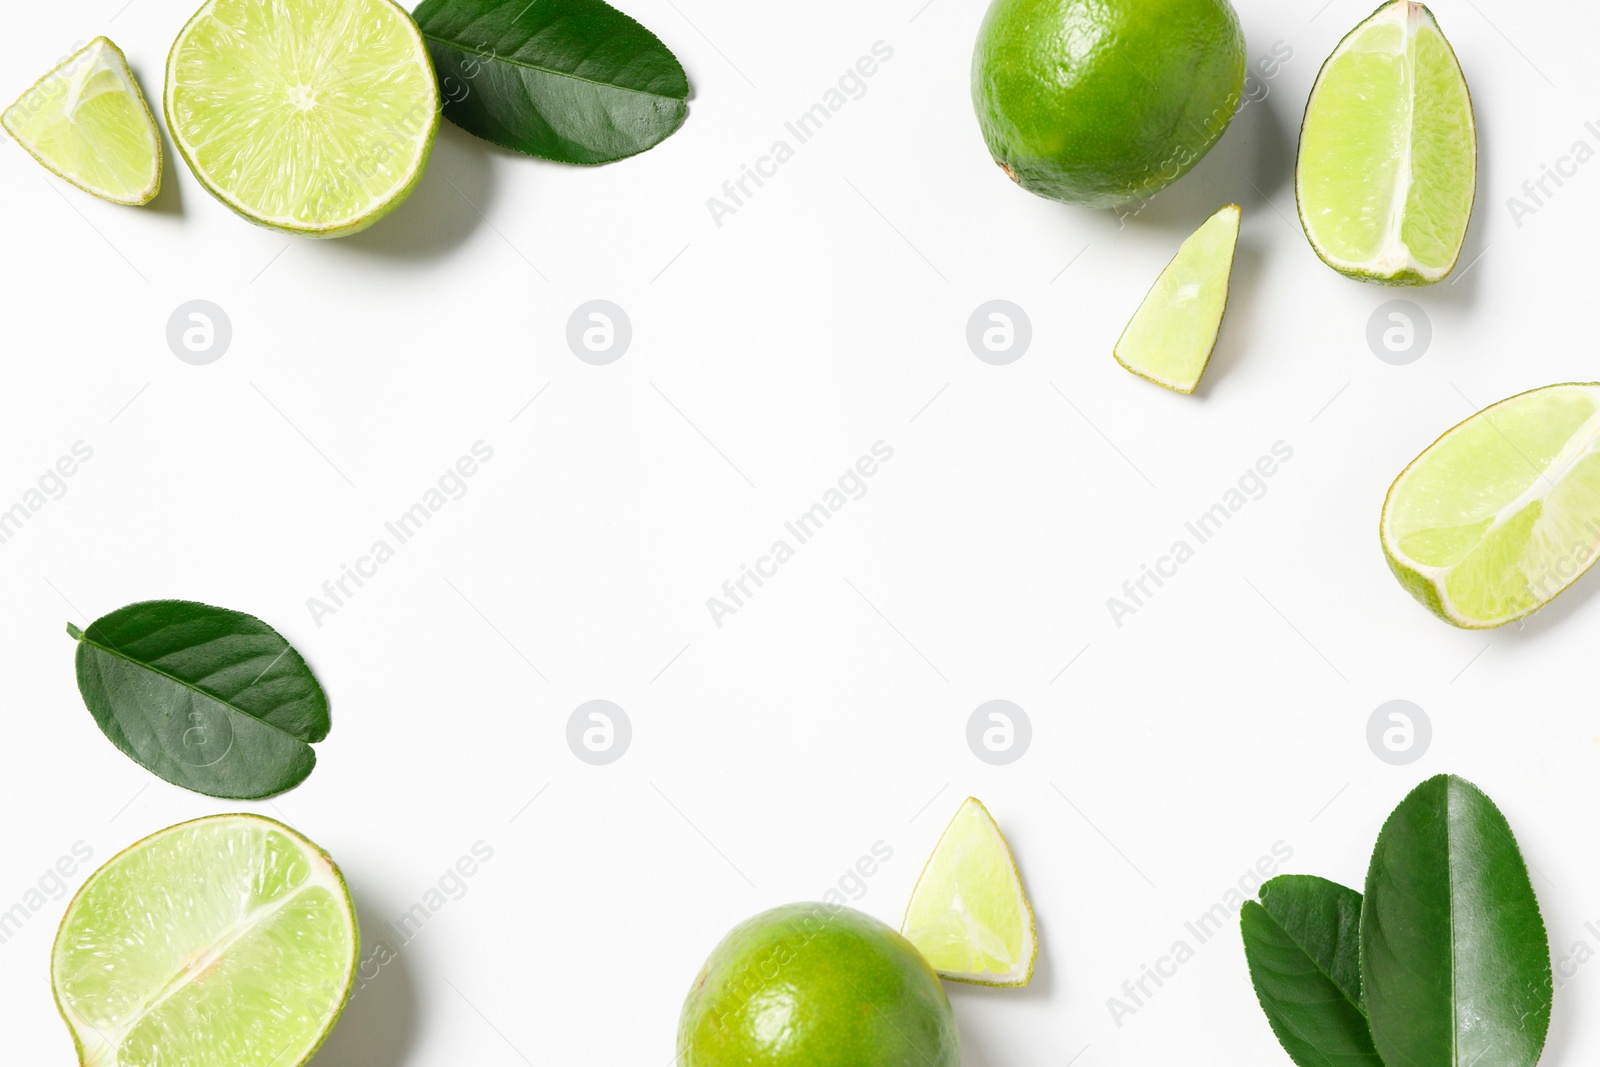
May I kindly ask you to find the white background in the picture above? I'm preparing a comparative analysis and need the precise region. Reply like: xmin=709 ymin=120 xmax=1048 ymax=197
xmin=4 ymin=0 xmax=1600 ymax=1063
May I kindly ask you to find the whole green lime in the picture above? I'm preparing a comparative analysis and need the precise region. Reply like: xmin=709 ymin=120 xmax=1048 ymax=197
xmin=972 ymin=0 xmax=1247 ymax=208
xmin=678 ymin=903 xmax=959 ymax=1067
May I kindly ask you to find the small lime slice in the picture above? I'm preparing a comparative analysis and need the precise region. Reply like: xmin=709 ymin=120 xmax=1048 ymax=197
xmin=52 ymin=814 xmax=358 ymax=1067
xmin=165 ymin=0 xmax=440 ymax=238
xmin=1297 ymin=1 xmax=1476 ymax=285
xmin=1114 ymin=204 xmax=1241 ymax=394
xmin=1382 ymin=383 xmax=1600 ymax=628
xmin=902 ymin=797 xmax=1037 ymax=987
xmin=2 ymin=38 xmax=162 ymax=206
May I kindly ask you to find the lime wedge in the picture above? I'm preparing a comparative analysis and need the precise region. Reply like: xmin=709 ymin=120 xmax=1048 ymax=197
xmin=165 ymin=0 xmax=440 ymax=238
xmin=1382 ymin=383 xmax=1600 ymax=628
xmin=1114 ymin=204 xmax=1241 ymax=394
xmin=2 ymin=38 xmax=162 ymax=206
xmin=902 ymin=797 xmax=1036 ymax=987
xmin=1297 ymin=1 xmax=1476 ymax=285
xmin=52 ymin=814 xmax=358 ymax=1067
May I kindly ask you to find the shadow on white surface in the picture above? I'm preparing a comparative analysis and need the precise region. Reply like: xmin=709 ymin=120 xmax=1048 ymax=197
xmin=947 ymin=912 xmax=1060 ymax=1066
xmin=1114 ymin=83 xmax=1297 ymax=236
xmin=335 ymin=122 xmax=493 ymax=261
xmin=1195 ymin=233 xmax=1267 ymax=397
xmin=309 ymin=892 xmax=419 ymax=1067
xmin=129 ymin=63 xmax=185 ymax=220
xmin=1084 ymin=87 xmax=1297 ymax=398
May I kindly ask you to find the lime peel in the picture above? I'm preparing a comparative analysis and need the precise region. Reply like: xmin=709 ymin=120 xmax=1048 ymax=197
xmin=2 ymin=37 xmax=162 ymax=206
xmin=902 ymin=797 xmax=1037 ymax=987
xmin=971 ymin=0 xmax=1247 ymax=208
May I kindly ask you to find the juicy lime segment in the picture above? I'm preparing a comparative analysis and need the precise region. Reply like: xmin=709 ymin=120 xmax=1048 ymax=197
xmin=2 ymin=38 xmax=161 ymax=205
xmin=902 ymin=797 xmax=1036 ymax=987
xmin=165 ymin=0 xmax=440 ymax=237
xmin=53 ymin=814 xmax=358 ymax=1067
xmin=1382 ymin=384 xmax=1600 ymax=628
xmin=1115 ymin=204 xmax=1241 ymax=394
xmin=1297 ymin=1 xmax=1476 ymax=285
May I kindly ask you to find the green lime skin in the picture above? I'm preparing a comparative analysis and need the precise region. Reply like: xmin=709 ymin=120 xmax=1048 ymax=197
xmin=972 ymin=0 xmax=1247 ymax=208
xmin=678 ymin=903 xmax=959 ymax=1067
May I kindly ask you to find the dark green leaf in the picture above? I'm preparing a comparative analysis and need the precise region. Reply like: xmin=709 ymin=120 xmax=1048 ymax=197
xmin=413 ymin=0 xmax=690 ymax=164
xmin=1362 ymin=774 xmax=1553 ymax=1067
xmin=1241 ymin=875 xmax=1383 ymax=1067
xmin=69 ymin=600 xmax=329 ymax=799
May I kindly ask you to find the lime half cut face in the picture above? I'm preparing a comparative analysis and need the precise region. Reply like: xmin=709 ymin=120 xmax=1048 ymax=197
xmin=1297 ymin=1 xmax=1476 ymax=285
xmin=902 ymin=797 xmax=1037 ymax=987
xmin=1382 ymin=383 xmax=1600 ymax=628
xmin=165 ymin=0 xmax=440 ymax=237
xmin=2 ymin=38 xmax=162 ymax=205
xmin=52 ymin=814 xmax=358 ymax=1067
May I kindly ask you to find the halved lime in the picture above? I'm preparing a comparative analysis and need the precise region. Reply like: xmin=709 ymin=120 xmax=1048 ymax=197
xmin=1114 ymin=204 xmax=1241 ymax=394
xmin=2 ymin=38 xmax=162 ymax=205
xmin=1382 ymin=383 xmax=1600 ymax=628
xmin=52 ymin=814 xmax=358 ymax=1067
xmin=165 ymin=0 xmax=440 ymax=238
xmin=902 ymin=797 xmax=1037 ymax=987
xmin=1297 ymin=1 xmax=1476 ymax=285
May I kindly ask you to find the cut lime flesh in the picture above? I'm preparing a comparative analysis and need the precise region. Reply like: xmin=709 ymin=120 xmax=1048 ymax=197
xmin=1114 ymin=204 xmax=1241 ymax=394
xmin=1382 ymin=383 xmax=1600 ymax=628
xmin=902 ymin=797 xmax=1036 ymax=987
xmin=52 ymin=814 xmax=358 ymax=1067
xmin=1297 ymin=1 xmax=1475 ymax=285
xmin=2 ymin=38 xmax=162 ymax=205
xmin=165 ymin=0 xmax=439 ymax=237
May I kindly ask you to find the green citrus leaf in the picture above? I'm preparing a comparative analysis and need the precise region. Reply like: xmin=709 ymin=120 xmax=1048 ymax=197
xmin=412 ymin=0 xmax=690 ymax=164
xmin=68 ymin=600 xmax=329 ymax=799
xmin=1362 ymin=775 xmax=1553 ymax=1067
xmin=1240 ymin=875 xmax=1382 ymax=1067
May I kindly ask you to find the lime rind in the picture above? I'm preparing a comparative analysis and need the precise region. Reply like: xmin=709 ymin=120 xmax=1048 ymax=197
xmin=971 ymin=0 xmax=1247 ymax=209
xmin=2 ymin=37 xmax=162 ymax=206
xmin=164 ymin=0 xmax=440 ymax=238
xmin=1114 ymin=204 xmax=1242 ymax=394
xmin=51 ymin=813 xmax=358 ymax=1067
xmin=1381 ymin=383 xmax=1600 ymax=628
xmin=1296 ymin=1 xmax=1477 ymax=286
xmin=902 ymin=797 xmax=1037 ymax=987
